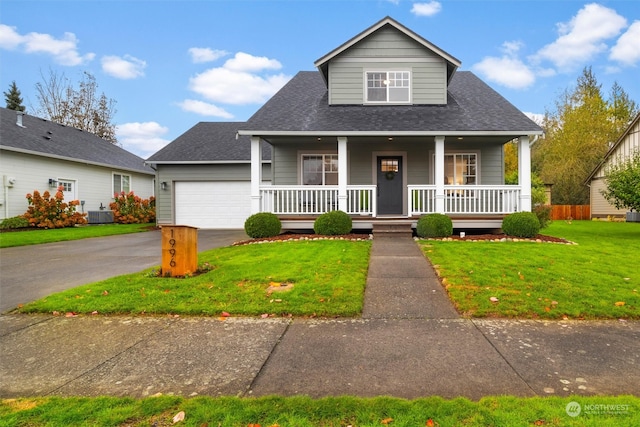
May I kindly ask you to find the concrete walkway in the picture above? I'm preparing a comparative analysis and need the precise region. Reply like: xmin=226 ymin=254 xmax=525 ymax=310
xmin=1 ymin=234 xmax=639 ymax=399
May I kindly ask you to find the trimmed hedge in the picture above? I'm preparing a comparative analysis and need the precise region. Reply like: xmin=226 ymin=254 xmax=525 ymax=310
xmin=244 ymin=212 xmax=282 ymax=238
xmin=416 ymin=213 xmax=452 ymax=238
xmin=314 ymin=210 xmax=352 ymax=235
xmin=502 ymin=212 xmax=541 ymax=238
xmin=0 ymin=216 xmax=29 ymax=230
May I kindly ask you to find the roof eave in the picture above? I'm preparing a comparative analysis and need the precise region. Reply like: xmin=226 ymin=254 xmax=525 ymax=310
xmin=238 ymin=130 xmax=543 ymax=137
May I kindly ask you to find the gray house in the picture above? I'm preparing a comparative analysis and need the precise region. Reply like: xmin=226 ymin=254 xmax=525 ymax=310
xmin=0 ymin=107 xmax=155 ymax=221
xmin=150 ymin=17 xmax=542 ymax=230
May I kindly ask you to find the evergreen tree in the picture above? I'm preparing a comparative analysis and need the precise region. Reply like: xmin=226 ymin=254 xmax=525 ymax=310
xmin=4 ymin=81 xmax=26 ymax=111
xmin=532 ymin=67 xmax=637 ymax=205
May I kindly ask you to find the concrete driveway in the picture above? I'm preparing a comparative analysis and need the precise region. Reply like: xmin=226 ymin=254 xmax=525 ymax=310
xmin=0 ymin=229 xmax=248 ymax=313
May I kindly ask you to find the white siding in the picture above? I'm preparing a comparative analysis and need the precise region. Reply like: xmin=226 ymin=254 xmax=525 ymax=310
xmin=0 ymin=150 xmax=154 ymax=220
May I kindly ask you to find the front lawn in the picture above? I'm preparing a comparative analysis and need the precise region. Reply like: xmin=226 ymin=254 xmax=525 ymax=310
xmin=420 ymin=221 xmax=639 ymax=319
xmin=0 ymin=223 xmax=155 ymax=248
xmin=1 ymin=395 xmax=638 ymax=426
xmin=17 ymin=240 xmax=371 ymax=317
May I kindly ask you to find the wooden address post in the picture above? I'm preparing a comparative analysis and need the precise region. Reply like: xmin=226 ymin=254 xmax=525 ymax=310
xmin=161 ymin=225 xmax=198 ymax=277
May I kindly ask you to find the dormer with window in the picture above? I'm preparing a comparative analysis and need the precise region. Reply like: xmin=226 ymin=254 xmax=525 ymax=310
xmin=314 ymin=16 xmax=460 ymax=106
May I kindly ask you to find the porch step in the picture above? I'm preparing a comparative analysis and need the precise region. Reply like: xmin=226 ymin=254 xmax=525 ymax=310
xmin=372 ymin=223 xmax=414 ymax=236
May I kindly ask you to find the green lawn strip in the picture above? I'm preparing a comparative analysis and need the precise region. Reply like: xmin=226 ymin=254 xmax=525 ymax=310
xmin=0 ymin=223 xmax=154 ymax=248
xmin=1 ymin=395 xmax=638 ymax=426
xmin=420 ymin=221 xmax=639 ymax=319
xmin=18 ymin=240 xmax=371 ymax=317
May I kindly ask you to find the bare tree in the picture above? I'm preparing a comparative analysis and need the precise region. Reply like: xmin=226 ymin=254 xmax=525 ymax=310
xmin=34 ymin=69 xmax=118 ymax=144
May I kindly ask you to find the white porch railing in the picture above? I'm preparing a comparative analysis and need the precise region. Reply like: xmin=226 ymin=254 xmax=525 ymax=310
xmin=409 ymin=185 xmax=521 ymax=215
xmin=260 ymin=185 xmax=376 ymax=216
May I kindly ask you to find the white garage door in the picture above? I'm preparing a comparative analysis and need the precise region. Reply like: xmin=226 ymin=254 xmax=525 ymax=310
xmin=175 ymin=181 xmax=251 ymax=229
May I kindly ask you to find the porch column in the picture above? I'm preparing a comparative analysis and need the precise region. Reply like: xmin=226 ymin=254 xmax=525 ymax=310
xmin=250 ymin=136 xmax=262 ymax=214
xmin=518 ymin=135 xmax=532 ymax=212
xmin=434 ymin=136 xmax=445 ymax=214
xmin=337 ymin=136 xmax=348 ymax=212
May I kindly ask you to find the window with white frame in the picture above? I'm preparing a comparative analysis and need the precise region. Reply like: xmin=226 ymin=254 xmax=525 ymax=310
xmin=302 ymin=154 xmax=338 ymax=185
xmin=113 ymin=173 xmax=131 ymax=195
xmin=444 ymin=154 xmax=477 ymax=185
xmin=366 ymin=71 xmax=410 ymax=103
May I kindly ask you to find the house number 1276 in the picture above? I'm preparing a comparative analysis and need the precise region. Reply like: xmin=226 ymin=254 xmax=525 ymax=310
xmin=169 ymin=229 xmax=177 ymax=267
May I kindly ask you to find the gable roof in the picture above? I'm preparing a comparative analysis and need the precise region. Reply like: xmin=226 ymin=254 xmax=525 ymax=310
xmin=240 ymin=71 xmax=543 ymax=140
xmin=314 ymin=16 xmax=461 ymax=85
xmin=146 ymin=122 xmax=271 ymax=164
xmin=585 ymin=112 xmax=640 ymax=184
xmin=0 ymin=107 xmax=153 ymax=175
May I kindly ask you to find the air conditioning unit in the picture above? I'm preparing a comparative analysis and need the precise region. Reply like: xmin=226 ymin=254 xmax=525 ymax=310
xmin=87 ymin=210 xmax=114 ymax=224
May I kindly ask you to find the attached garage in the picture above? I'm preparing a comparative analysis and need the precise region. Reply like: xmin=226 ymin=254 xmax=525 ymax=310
xmin=174 ymin=181 xmax=252 ymax=229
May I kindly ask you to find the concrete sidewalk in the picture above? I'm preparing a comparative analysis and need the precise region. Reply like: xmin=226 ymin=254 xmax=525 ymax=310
xmin=1 ymin=235 xmax=639 ymax=399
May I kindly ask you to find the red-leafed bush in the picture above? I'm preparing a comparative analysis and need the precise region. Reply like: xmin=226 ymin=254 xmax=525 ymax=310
xmin=110 ymin=191 xmax=156 ymax=224
xmin=23 ymin=187 xmax=87 ymax=228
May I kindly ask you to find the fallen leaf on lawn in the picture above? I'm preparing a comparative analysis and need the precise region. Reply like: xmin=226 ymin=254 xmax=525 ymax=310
xmin=221 ymin=312 xmax=230 ymax=317
xmin=163 ymin=289 xmax=170 ymax=294
xmin=615 ymin=301 xmax=626 ymax=306
xmin=269 ymin=281 xmax=281 ymax=287
xmin=489 ymin=297 xmax=499 ymax=303
xmin=247 ymin=424 xmax=261 ymax=427
xmin=534 ymin=420 xmax=546 ymax=425
xmin=172 ymin=410 xmax=185 ymax=423
xmin=217 ymin=317 xmax=227 ymax=321
xmin=261 ymin=313 xmax=269 ymax=319
xmin=426 ymin=419 xmax=436 ymax=427
xmin=551 ymin=301 xmax=558 ymax=306
xmin=102 ymin=290 xmax=109 ymax=296
xmin=381 ymin=418 xmax=393 ymax=425
xmin=91 ymin=311 xmax=98 ymax=315
xmin=65 ymin=312 xmax=77 ymax=317
xmin=52 ymin=311 xmax=60 ymax=316
xmin=544 ymin=307 xmax=551 ymax=312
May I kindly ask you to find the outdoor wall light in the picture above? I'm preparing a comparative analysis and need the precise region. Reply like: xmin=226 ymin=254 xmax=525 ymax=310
xmin=48 ymin=178 xmax=58 ymax=188
xmin=160 ymin=181 xmax=168 ymax=191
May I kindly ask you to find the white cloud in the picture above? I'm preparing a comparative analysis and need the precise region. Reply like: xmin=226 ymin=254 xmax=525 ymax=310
xmin=533 ymin=3 xmax=627 ymax=71
xmin=187 ymin=52 xmax=291 ymax=105
xmin=0 ymin=24 xmax=94 ymax=66
xmin=473 ymin=56 xmax=536 ymax=89
xmin=116 ymin=122 xmax=170 ymax=158
xmin=101 ymin=55 xmax=146 ymax=79
xmin=610 ymin=20 xmax=640 ymax=66
xmin=223 ymin=52 xmax=282 ymax=72
xmin=177 ymin=99 xmax=234 ymax=119
xmin=188 ymin=47 xmax=228 ymax=63
xmin=411 ymin=1 xmax=442 ymax=17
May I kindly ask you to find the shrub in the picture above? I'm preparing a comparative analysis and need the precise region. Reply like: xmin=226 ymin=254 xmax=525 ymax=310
xmin=0 ymin=216 xmax=30 ymax=230
xmin=416 ymin=213 xmax=453 ymax=238
xmin=502 ymin=212 xmax=541 ymax=238
xmin=23 ymin=187 xmax=87 ymax=228
xmin=314 ymin=210 xmax=352 ymax=235
xmin=110 ymin=192 xmax=156 ymax=224
xmin=244 ymin=212 xmax=282 ymax=238
xmin=533 ymin=204 xmax=552 ymax=229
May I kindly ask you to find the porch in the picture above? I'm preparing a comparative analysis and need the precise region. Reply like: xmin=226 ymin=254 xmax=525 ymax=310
xmin=259 ymin=184 xmax=521 ymax=230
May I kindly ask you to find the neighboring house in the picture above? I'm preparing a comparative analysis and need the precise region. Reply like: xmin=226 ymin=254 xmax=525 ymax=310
xmin=585 ymin=112 xmax=640 ymax=219
xmin=0 ymin=107 xmax=155 ymax=222
xmin=150 ymin=17 xmax=542 ymax=230
xmin=146 ymin=122 xmax=271 ymax=229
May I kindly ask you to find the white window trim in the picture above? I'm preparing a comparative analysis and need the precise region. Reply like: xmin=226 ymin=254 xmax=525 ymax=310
xmin=363 ymin=70 xmax=412 ymax=104
xmin=112 ymin=172 xmax=132 ymax=196
xmin=299 ymin=152 xmax=340 ymax=186
xmin=430 ymin=151 xmax=480 ymax=185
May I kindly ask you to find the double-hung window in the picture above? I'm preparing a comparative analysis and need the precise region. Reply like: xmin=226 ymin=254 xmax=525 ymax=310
xmin=113 ymin=173 xmax=131 ymax=195
xmin=366 ymin=71 xmax=410 ymax=103
xmin=444 ymin=154 xmax=477 ymax=185
xmin=302 ymin=154 xmax=338 ymax=185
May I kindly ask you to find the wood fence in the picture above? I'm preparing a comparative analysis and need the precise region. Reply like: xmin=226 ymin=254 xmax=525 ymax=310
xmin=550 ymin=205 xmax=591 ymax=220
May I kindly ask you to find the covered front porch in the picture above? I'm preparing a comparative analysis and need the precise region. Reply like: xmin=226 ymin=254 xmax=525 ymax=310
xmin=247 ymin=134 xmax=534 ymax=229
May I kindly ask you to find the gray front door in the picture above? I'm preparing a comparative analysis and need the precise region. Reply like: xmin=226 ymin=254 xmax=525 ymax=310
xmin=377 ymin=156 xmax=403 ymax=215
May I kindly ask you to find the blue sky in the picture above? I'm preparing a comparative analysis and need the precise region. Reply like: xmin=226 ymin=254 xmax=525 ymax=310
xmin=1 ymin=0 xmax=639 ymax=158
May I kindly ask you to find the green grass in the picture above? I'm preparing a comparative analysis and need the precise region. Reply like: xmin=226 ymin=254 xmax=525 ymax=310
xmin=0 ymin=223 xmax=155 ymax=248
xmin=1 ymin=395 xmax=638 ymax=426
xmin=419 ymin=221 xmax=640 ymax=319
xmin=18 ymin=240 xmax=371 ymax=317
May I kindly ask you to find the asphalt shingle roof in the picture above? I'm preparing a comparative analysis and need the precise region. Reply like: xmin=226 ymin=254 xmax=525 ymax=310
xmin=242 ymin=71 xmax=543 ymax=134
xmin=0 ymin=108 xmax=153 ymax=174
xmin=146 ymin=122 xmax=271 ymax=163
